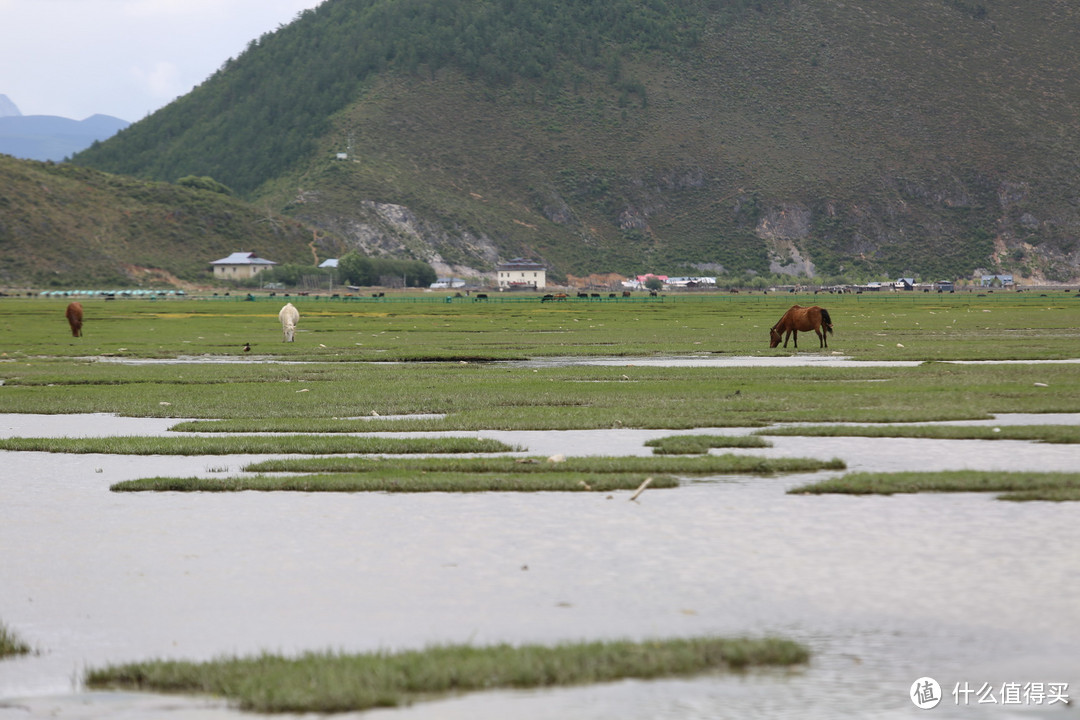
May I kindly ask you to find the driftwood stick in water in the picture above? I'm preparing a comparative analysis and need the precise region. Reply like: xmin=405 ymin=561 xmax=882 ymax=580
xmin=629 ymin=477 xmax=653 ymax=501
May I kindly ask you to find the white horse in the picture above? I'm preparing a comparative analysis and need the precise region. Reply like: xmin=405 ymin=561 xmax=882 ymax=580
xmin=278 ymin=302 xmax=299 ymax=342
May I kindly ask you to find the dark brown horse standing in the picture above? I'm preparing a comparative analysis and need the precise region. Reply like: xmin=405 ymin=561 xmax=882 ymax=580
xmin=65 ymin=302 xmax=84 ymax=337
xmin=769 ymin=305 xmax=833 ymax=349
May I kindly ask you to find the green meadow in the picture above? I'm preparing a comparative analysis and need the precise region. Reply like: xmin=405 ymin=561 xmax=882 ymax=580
xmin=2 ymin=290 xmax=1079 ymax=362
xmin=1 ymin=293 xmax=1077 ymax=427
xmin=2 ymin=292 xmax=1078 ymax=450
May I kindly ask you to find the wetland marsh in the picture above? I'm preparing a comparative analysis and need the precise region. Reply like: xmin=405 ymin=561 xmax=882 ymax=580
xmin=1 ymin=292 xmax=1078 ymax=718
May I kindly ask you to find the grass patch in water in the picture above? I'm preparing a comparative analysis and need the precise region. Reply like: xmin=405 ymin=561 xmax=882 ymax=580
xmin=111 ymin=471 xmax=679 ymax=493
xmin=757 ymin=425 xmax=1080 ymax=443
xmin=0 ymin=622 xmax=31 ymax=658
xmin=169 ymin=417 xmax=447 ymax=433
xmin=645 ymin=434 xmax=771 ymax=454
xmin=0 ymin=436 xmax=519 ymax=455
xmin=789 ymin=471 xmax=1080 ymax=501
xmin=238 ymin=454 xmax=844 ymax=476
xmin=84 ymin=636 xmax=809 ymax=713
xmin=111 ymin=455 xmax=844 ymax=492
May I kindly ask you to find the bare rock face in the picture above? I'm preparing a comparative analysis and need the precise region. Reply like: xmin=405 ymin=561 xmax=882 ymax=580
xmin=756 ymin=203 xmax=811 ymax=241
xmin=315 ymin=200 xmax=501 ymax=278
xmin=757 ymin=204 xmax=815 ymax=277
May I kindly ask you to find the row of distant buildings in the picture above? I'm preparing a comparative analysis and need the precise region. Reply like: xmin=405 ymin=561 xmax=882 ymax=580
xmin=211 ymin=252 xmax=1015 ymax=292
xmin=210 ymin=252 xmax=338 ymax=280
xmin=210 ymin=252 xmax=549 ymax=289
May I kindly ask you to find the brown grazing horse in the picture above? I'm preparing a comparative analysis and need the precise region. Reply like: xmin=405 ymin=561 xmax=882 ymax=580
xmin=769 ymin=305 xmax=833 ymax=348
xmin=65 ymin=302 xmax=84 ymax=337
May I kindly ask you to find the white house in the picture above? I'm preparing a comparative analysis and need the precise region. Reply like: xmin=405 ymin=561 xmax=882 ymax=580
xmin=496 ymin=258 xmax=547 ymax=289
xmin=980 ymin=274 xmax=1014 ymax=287
xmin=210 ymin=252 xmax=278 ymax=280
xmin=666 ymin=276 xmax=716 ymax=288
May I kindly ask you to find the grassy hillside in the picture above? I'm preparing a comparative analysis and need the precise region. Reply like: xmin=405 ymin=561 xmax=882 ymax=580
xmin=0 ymin=156 xmax=343 ymax=288
xmin=69 ymin=0 xmax=1080 ymax=282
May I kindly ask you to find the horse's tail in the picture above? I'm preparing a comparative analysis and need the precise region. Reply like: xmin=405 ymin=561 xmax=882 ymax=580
xmin=820 ymin=307 xmax=834 ymax=334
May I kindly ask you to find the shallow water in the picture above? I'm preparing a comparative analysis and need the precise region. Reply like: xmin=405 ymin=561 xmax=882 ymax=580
xmin=1 ymin=411 xmax=1079 ymax=719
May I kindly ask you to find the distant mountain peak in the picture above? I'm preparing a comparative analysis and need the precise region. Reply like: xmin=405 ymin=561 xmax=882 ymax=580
xmin=0 ymin=110 xmax=130 ymax=162
xmin=0 ymin=94 xmax=22 ymax=118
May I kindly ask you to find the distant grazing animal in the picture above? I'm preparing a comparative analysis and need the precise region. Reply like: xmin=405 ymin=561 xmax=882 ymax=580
xmin=278 ymin=302 xmax=299 ymax=342
xmin=769 ymin=305 xmax=833 ymax=349
xmin=65 ymin=302 xmax=83 ymax=337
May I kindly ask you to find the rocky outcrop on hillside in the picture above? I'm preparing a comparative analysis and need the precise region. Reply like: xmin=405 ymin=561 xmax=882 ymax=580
xmin=302 ymin=200 xmax=500 ymax=279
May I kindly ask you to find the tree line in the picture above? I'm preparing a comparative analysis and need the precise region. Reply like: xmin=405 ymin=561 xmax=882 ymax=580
xmin=251 ymin=253 xmax=436 ymax=289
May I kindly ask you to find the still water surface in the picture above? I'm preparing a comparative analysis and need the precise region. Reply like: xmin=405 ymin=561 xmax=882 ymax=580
xmin=1 ymin=407 xmax=1078 ymax=719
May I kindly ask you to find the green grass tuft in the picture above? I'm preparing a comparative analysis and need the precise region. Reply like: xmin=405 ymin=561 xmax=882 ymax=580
xmin=646 ymin=434 xmax=771 ymax=454
xmin=0 ymin=622 xmax=32 ymax=658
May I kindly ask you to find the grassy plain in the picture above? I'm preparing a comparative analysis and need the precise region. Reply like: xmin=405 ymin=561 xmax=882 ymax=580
xmin=2 ymin=293 xmax=1079 ymax=430
xmin=2 ymin=291 xmax=1079 ymax=361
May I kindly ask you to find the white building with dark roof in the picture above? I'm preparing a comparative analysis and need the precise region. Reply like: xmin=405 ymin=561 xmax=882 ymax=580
xmin=209 ymin=252 xmax=278 ymax=280
xmin=496 ymin=258 xmax=547 ymax=289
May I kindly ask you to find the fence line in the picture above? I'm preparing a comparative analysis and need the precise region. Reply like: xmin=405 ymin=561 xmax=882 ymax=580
xmin=17 ymin=290 xmax=1078 ymax=306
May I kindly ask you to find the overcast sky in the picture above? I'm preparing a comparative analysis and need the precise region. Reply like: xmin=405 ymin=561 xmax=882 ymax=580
xmin=1 ymin=0 xmax=326 ymax=122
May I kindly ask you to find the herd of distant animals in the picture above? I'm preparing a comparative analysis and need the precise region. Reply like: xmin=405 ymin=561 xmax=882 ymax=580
xmin=65 ymin=300 xmax=834 ymax=349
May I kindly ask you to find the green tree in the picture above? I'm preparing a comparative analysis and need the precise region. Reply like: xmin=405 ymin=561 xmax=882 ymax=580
xmin=176 ymin=175 xmax=233 ymax=196
xmin=338 ymin=252 xmax=374 ymax=286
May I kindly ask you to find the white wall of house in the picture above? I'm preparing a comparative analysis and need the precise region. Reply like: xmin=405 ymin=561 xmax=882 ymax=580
xmin=212 ymin=264 xmax=271 ymax=280
xmin=210 ymin=252 xmax=277 ymax=280
xmin=497 ymin=268 xmax=546 ymax=289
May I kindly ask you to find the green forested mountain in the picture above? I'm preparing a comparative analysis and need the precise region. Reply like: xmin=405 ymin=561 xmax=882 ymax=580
xmin=70 ymin=0 xmax=1080 ymax=283
xmin=0 ymin=155 xmax=342 ymax=288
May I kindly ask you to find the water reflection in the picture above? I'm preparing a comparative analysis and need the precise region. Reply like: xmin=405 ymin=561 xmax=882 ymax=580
xmin=1 ymin=412 xmax=1078 ymax=719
